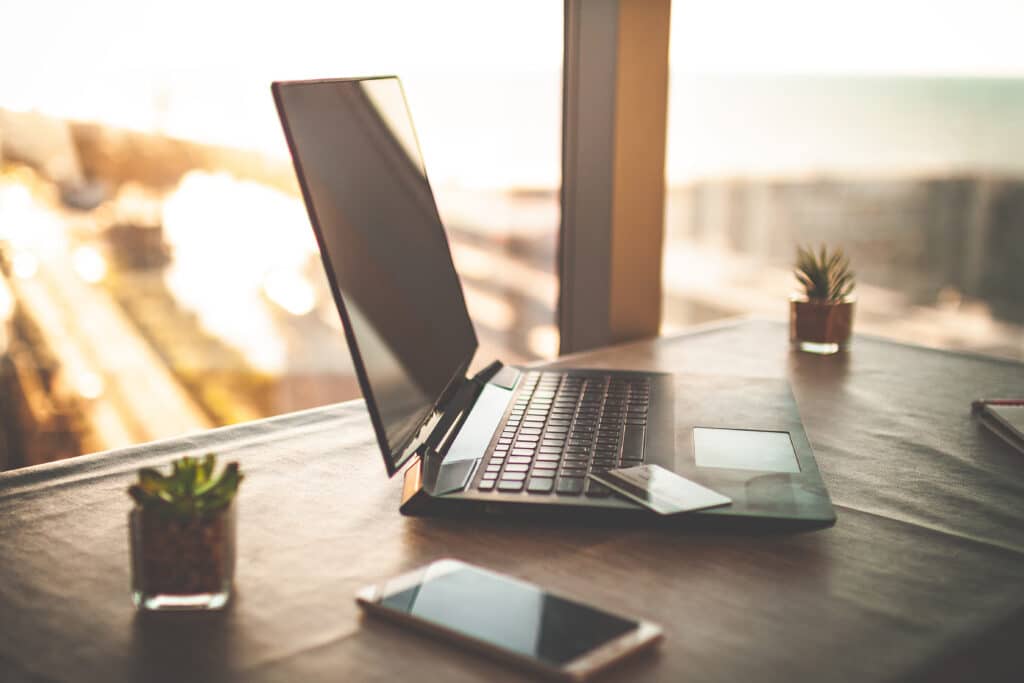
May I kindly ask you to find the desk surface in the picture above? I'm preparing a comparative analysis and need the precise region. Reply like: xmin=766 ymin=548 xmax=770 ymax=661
xmin=2 ymin=320 xmax=1022 ymax=683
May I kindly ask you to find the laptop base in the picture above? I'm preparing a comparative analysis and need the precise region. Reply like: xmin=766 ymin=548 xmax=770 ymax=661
xmin=399 ymin=456 xmax=836 ymax=532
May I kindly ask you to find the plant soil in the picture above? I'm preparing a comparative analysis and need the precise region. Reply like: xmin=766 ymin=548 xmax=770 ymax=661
xmin=136 ymin=508 xmax=233 ymax=595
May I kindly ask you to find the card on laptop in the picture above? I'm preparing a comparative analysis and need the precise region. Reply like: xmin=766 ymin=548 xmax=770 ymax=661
xmin=589 ymin=464 xmax=732 ymax=515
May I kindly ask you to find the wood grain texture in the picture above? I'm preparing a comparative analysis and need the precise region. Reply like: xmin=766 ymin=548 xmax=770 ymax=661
xmin=1 ymin=320 xmax=1022 ymax=682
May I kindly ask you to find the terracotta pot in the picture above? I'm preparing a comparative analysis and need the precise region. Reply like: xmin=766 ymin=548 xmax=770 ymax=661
xmin=129 ymin=503 xmax=236 ymax=610
xmin=789 ymin=295 xmax=855 ymax=354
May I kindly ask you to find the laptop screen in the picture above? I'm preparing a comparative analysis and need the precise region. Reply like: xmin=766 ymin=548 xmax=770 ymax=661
xmin=274 ymin=77 xmax=478 ymax=475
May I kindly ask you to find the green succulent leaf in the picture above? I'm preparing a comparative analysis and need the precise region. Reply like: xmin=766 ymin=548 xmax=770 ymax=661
xmin=137 ymin=468 xmax=168 ymax=494
xmin=196 ymin=453 xmax=216 ymax=487
xmin=128 ymin=453 xmax=243 ymax=521
xmin=794 ymin=244 xmax=856 ymax=302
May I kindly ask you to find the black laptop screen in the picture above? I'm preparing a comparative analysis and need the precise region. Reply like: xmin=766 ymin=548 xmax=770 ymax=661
xmin=274 ymin=77 xmax=477 ymax=474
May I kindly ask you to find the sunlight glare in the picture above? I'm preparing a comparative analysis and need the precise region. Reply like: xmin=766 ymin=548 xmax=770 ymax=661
xmin=527 ymin=324 xmax=559 ymax=359
xmin=0 ymin=276 xmax=14 ymax=321
xmin=73 ymin=246 xmax=108 ymax=284
xmin=75 ymin=371 xmax=105 ymax=400
xmin=263 ymin=270 xmax=316 ymax=316
xmin=12 ymin=252 xmax=39 ymax=279
xmin=161 ymin=171 xmax=316 ymax=372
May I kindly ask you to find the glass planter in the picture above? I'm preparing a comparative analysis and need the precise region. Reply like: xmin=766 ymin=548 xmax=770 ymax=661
xmin=789 ymin=295 xmax=855 ymax=354
xmin=129 ymin=503 xmax=236 ymax=611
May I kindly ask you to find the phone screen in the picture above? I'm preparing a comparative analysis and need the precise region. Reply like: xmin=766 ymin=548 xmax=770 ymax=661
xmin=376 ymin=563 xmax=639 ymax=666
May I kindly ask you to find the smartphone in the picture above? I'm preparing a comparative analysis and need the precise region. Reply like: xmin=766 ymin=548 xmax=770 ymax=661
xmin=355 ymin=559 xmax=662 ymax=681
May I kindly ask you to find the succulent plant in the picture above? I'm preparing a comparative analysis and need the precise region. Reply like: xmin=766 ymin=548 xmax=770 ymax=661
xmin=128 ymin=454 xmax=242 ymax=521
xmin=794 ymin=245 xmax=855 ymax=302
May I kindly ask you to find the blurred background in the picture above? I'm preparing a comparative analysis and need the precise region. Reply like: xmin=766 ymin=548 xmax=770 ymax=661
xmin=1 ymin=0 xmax=1021 ymax=469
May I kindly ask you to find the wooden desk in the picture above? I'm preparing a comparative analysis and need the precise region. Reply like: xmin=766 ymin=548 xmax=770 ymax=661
xmin=2 ymin=320 xmax=1022 ymax=682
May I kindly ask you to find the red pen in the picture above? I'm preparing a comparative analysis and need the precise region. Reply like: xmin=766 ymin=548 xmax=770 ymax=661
xmin=971 ymin=399 xmax=1024 ymax=414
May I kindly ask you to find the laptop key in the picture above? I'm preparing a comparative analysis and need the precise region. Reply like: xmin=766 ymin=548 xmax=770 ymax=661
xmin=478 ymin=479 xmax=496 ymax=491
xmin=622 ymin=425 xmax=645 ymax=461
xmin=500 ymin=472 xmax=527 ymax=482
xmin=527 ymin=478 xmax=555 ymax=493
xmin=498 ymin=480 xmax=524 ymax=492
xmin=585 ymin=480 xmax=612 ymax=497
xmin=556 ymin=477 xmax=585 ymax=495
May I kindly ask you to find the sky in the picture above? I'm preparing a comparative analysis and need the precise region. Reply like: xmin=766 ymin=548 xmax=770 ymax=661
xmin=2 ymin=0 xmax=1023 ymax=188
xmin=2 ymin=0 xmax=1023 ymax=79
xmin=671 ymin=0 xmax=1024 ymax=76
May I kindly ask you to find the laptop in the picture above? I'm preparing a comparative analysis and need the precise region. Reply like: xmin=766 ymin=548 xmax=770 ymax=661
xmin=272 ymin=76 xmax=836 ymax=528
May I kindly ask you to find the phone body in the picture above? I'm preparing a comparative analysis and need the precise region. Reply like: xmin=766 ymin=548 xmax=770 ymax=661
xmin=355 ymin=559 xmax=662 ymax=681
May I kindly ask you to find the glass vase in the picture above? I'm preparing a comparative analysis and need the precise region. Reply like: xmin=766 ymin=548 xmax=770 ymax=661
xmin=129 ymin=503 xmax=236 ymax=611
xmin=789 ymin=295 xmax=856 ymax=355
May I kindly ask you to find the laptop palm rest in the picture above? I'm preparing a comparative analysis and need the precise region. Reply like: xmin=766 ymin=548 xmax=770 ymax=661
xmin=669 ymin=374 xmax=835 ymax=523
xmin=423 ymin=382 xmax=512 ymax=496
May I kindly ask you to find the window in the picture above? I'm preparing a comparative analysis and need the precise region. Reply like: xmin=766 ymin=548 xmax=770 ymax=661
xmin=0 ymin=1 xmax=562 ymax=468
xmin=663 ymin=0 xmax=1024 ymax=360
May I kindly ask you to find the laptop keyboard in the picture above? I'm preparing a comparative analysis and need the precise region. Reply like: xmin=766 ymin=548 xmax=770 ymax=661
xmin=477 ymin=372 xmax=649 ymax=497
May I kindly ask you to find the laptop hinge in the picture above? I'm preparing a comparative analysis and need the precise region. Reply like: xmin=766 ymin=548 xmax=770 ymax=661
xmin=424 ymin=360 xmax=504 ymax=454
xmin=418 ymin=360 xmax=506 ymax=496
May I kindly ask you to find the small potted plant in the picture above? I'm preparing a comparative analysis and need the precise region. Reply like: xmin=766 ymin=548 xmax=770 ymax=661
xmin=128 ymin=454 xmax=243 ymax=611
xmin=790 ymin=245 xmax=856 ymax=354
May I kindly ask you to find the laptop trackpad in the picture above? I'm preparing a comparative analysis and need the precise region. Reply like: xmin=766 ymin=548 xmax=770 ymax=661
xmin=693 ymin=427 xmax=801 ymax=473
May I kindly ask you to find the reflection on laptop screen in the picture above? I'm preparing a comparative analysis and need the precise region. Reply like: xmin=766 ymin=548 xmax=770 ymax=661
xmin=274 ymin=77 xmax=478 ymax=473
